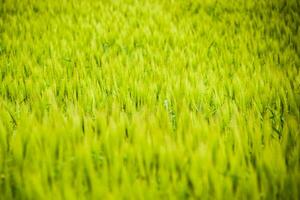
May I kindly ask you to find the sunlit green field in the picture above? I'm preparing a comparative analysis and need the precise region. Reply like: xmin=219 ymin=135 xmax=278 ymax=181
xmin=0 ymin=0 xmax=299 ymax=199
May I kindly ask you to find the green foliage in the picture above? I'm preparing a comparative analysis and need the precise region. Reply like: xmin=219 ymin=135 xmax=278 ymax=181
xmin=0 ymin=0 xmax=299 ymax=199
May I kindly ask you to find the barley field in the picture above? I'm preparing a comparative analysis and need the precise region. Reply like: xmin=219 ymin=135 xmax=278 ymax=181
xmin=0 ymin=0 xmax=299 ymax=199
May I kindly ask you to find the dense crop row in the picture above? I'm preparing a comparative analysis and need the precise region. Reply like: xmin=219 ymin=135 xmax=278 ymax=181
xmin=0 ymin=0 xmax=299 ymax=199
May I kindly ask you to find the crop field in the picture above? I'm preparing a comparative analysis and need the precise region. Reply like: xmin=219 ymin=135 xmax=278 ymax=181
xmin=0 ymin=0 xmax=300 ymax=199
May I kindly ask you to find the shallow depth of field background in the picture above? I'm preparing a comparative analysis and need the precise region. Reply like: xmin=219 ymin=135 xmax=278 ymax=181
xmin=0 ymin=0 xmax=299 ymax=199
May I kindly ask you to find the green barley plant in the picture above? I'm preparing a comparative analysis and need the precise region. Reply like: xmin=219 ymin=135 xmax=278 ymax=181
xmin=0 ymin=0 xmax=299 ymax=199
